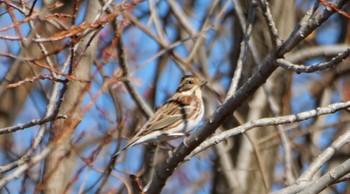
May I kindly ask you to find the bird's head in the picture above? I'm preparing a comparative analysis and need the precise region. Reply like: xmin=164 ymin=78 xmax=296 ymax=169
xmin=177 ymin=75 xmax=207 ymax=94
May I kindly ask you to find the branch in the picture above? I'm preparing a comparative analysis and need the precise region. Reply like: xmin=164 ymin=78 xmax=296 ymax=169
xmin=115 ymin=31 xmax=153 ymax=118
xmin=257 ymin=0 xmax=281 ymax=48
xmin=286 ymin=44 xmax=349 ymax=63
xmin=6 ymin=74 xmax=67 ymax=88
xmin=276 ymin=47 xmax=350 ymax=73
xmin=298 ymin=129 xmax=350 ymax=181
xmin=277 ymin=0 xmax=344 ymax=55
xmin=213 ymin=2 xmax=258 ymax=191
xmin=299 ymin=157 xmax=350 ymax=194
xmin=320 ymin=0 xmax=350 ymax=20
xmin=0 ymin=51 xmax=71 ymax=174
xmin=226 ymin=1 xmax=256 ymax=100
xmin=232 ymin=0 xmax=261 ymax=63
xmin=271 ymin=129 xmax=350 ymax=194
xmin=0 ymin=147 xmax=52 ymax=188
xmin=0 ymin=114 xmax=66 ymax=135
xmin=127 ymin=12 xmax=222 ymax=103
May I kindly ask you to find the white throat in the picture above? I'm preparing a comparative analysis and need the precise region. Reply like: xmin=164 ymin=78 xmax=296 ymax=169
xmin=181 ymin=86 xmax=202 ymax=98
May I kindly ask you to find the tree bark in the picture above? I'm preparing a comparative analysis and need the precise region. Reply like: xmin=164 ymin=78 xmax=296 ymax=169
xmin=42 ymin=1 xmax=100 ymax=193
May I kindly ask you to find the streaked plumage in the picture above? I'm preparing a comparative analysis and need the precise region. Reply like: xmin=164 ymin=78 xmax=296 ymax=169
xmin=112 ymin=75 xmax=206 ymax=158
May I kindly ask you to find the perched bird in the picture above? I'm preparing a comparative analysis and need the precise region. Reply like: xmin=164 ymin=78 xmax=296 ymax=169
xmin=112 ymin=75 xmax=207 ymax=158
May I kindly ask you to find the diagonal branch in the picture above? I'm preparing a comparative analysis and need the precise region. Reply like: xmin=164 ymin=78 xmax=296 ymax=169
xmin=116 ymin=32 xmax=153 ymax=118
xmin=299 ymin=158 xmax=350 ymax=194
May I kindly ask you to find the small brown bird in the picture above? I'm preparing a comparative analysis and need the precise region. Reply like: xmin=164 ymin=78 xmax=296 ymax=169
xmin=112 ymin=75 xmax=207 ymax=158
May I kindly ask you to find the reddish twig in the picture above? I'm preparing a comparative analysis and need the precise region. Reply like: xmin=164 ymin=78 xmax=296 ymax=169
xmin=320 ymin=0 xmax=350 ymax=20
xmin=0 ymin=12 xmax=39 ymax=32
xmin=6 ymin=74 xmax=67 ymax=89
xmin=26 ymin=0 xmax=38 ymax=16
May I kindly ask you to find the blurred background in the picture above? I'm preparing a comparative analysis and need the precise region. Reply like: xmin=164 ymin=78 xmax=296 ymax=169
xmin=0 ymin=0 xmax=349 ymax=193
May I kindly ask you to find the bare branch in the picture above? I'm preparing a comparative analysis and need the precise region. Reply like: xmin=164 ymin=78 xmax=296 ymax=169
xmin=272 ymin=156 xmax=350 ymax=194
xmin=226 ymin=1 xmax=256 ymax=101
xmin=257 ymin=0 xmax=281 ymax=48
xmin=115 ymin=32 xmax=154 ymax=118
xmin=286 ymin=45 xmax=349 ymax=63
xmin=231 ymin=0 xmax=261 ymax=63
xmin=300 ymin=157 xmax=350 ymax=194
xmin=0 ymin=147 xmax=51 ymax=188
xmin=276 ymin=47 xmax=350 ymax=73
xmin=0 ymin=114 xmax=66 ymax=135
xmin=272 ymin=129 xmax=350 ymax=194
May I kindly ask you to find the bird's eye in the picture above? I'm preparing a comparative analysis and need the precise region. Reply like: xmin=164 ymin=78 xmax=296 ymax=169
xmin=187 ymin=80 xmax=193 ymax=84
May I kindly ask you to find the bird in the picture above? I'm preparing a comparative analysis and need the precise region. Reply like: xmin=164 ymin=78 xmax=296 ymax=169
xmin=112 ymin=75 xmax=207 ymax=158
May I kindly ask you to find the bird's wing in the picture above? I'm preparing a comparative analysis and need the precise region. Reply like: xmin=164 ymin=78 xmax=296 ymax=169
xmin=140 ymin=101 xmax=184 ymax=133
xmin=137 ymin=95 xmax=195 ymax=136
xmin=147 ymin=113 xmax=182 ymax=131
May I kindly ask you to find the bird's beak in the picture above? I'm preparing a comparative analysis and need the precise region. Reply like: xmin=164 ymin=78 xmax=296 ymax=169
xmin=200 ymin=80 xmax=208 ymax=88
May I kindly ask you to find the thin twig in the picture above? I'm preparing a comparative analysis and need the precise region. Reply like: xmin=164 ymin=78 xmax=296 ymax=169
xmin=0 ymin=146 xmax=52 ymax=188
xmin=0 ymin=115 xmax=66 ymax=135
xmin=225 ymin=1 xmax=256 ymax=101
xmin=286 ymin=45 xmax=349 ymax=63
xmin=231 ymin=0 xmax=261 ymax=64
xmin=263 ymin=80 xmax=296 ymax=184
xmin=148 ymin=0 xmax=166 ymax=42
xmin=257 ymin=0 xmax=281 ymax=48
xmin=115 ymin=31 xmax=153 ymax=118
xmin=276 ymin=47 xmax=350 ymax=73
xmin=6 ymin=74 xmax=67 ymax=88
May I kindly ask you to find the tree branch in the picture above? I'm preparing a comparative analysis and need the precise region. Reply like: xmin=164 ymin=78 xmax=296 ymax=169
xmin=276 ymin=47 xmax=350 ymax=73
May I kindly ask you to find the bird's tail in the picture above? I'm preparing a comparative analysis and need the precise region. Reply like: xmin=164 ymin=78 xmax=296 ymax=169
xmin=111 ymin=138 xmax=138 ymax=159
xmin=111 ymin=145 xmax=128 ymax=159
